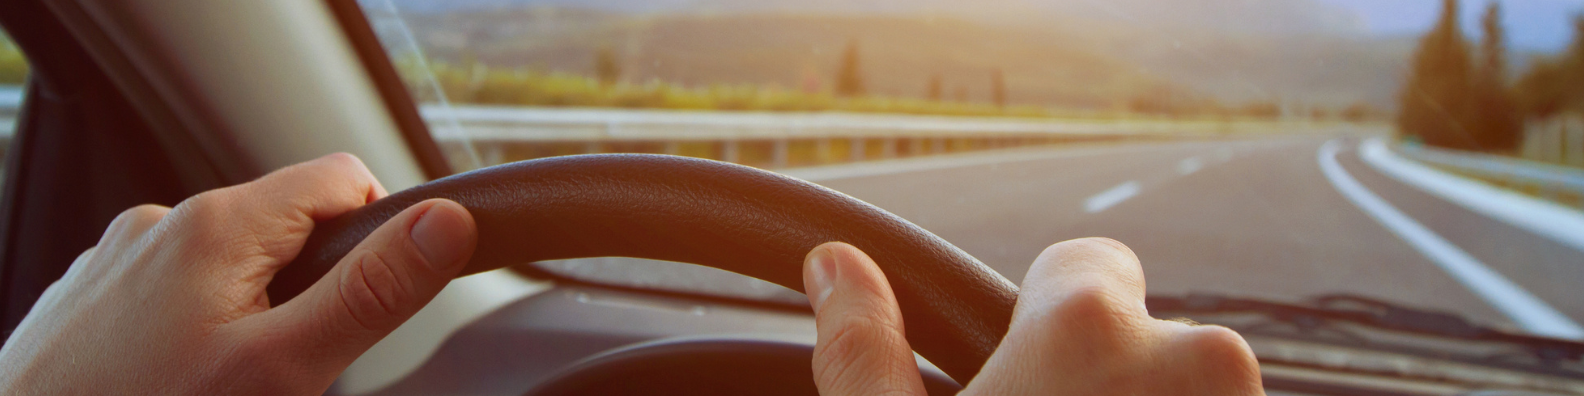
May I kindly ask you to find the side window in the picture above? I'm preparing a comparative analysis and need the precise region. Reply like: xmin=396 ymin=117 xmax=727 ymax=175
xmin=0 ymin=31 xmax=29 ymax=182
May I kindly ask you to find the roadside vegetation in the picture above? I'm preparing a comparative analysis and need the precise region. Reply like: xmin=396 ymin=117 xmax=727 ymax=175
xmin=402 ymin=45 xmax=1376 ymax=123
xmin=0 ymin=34 xmax=27 ymax=85
xmin=1403 ymin=0 xmax=1584 ymax=157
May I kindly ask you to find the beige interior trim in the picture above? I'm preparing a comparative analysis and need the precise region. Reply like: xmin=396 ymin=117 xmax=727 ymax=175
xmin=53 ymin=0 xmax=426 ymax=189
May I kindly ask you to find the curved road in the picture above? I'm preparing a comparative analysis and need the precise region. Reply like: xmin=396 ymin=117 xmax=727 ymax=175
xmin=797 ymin=136 xmax=1583 ymax=331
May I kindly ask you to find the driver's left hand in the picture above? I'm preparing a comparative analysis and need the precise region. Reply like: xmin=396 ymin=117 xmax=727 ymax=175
xmin=0 ymin=153 xmax=478 ymax=395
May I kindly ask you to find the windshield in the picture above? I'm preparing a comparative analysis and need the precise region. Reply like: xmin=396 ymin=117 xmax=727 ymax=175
xmin=356 ymin=0 xmax=1584 ymax=340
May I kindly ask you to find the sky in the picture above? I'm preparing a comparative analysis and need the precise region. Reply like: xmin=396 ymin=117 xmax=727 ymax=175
xmin=1316 ymin=0 xmax=1584 ymax=52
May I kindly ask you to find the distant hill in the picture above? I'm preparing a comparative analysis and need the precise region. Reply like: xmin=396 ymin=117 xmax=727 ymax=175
xmin=387 ymin=0 xmax=1367 ymax=36
xmin=397 ymin=9 xmax=1188 ymax=109
xmin=382 ymin=0 xmax=1416 ymax=111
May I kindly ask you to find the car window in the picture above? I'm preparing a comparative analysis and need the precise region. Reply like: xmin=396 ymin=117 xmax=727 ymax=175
xmin=0 ymin=30 xmax=28 ymax=184
xmin=357 ymin=0 xmax=1584 ymax=337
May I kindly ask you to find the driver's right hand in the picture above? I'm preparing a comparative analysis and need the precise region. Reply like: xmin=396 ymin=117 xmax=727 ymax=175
xmin=801 ymin=239 xmax=1264 ymax=395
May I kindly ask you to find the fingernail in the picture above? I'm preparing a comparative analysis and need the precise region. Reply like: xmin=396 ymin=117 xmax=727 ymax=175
xmin=411 ymin=202 xmax=471 ymax=271
xmin=806 ymin=248 xmax=838 ymax=310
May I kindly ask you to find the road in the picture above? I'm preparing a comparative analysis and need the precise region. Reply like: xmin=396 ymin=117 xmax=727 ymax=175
xmin=796 ymin=136 xmax=1584 ymax=331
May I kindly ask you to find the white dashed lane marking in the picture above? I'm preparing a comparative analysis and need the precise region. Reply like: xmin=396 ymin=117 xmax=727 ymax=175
xmin=1178 ymin=156 xmax=1204 ymax=175
xmin=1085 ymin=181 xmax=1141 ymax=213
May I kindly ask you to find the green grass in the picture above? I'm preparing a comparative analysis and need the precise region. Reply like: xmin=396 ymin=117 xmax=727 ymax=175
xmin=0 ymin=37 xmax=28 ymax=85
xmin=409 ymin=60 xmax=1075 ymax=119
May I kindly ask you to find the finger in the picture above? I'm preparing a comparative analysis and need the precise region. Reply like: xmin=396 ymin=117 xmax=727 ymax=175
xmin=241 ymin=152 xmax=388 ymax=220
xmin=98 ymin=204 xmax=171 ymax=246
xmin=804 ymin=242 xmax=927 ymax=396
xmin=1016 ymin=237 xmax=1148 ymax=323
xmin=1159 ymin=325 xmax=1264 ymax=394
xmin=236 ymin=199 xmax=476 ymax=369
xmin=165 ymin=153 xmax=387 ymax=267
xmin=963 ymin=237 xmax=1151 ymax=394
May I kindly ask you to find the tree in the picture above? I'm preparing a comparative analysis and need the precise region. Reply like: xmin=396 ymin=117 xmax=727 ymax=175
xmin=990 ymin=69 xmax=1007 ymax=108
xmin=834 ymin=39 xmax=865 ymax=97
xmin=926 ymin=74 xmax=943 ymax=101
xmin=1516 ymin=16 xmax=1584 ymax=119
xmin=1397 ymin=0 xmax=1476 ymax=149
xmin=1469 ymin=2 xmax=1522 ymax=151
xmin=595 ymin=47 xmax=621 ymax=87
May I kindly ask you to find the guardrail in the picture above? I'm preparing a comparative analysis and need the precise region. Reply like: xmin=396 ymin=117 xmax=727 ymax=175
xmin=0 ymin=89 xmax=1380 ymax=172
xmin=1523 ymin=116 xmax=1584 ymax=168
xmin=423 ymin=105 xmax=1371 ymax=169
xmin=1394 ymin=142 xmax=1584 ymax=208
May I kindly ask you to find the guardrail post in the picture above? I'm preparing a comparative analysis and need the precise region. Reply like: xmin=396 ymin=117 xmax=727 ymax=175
xmin=908 ymin=138 xmax=925 ymax=157
xmin=722 ymin=140 xmax=741 ymax=163
xmin=882 ymin=138 xmax=897 ymax=159
xmin=664 ymin=141 xmax=682 ymax=156
xmin=932 ymin=138 xmax=947 ymax=154
xmin=482 ymin=142 xmax=504 ymax=166
xmin=816 ymin=138 xmax=833 ymax=164
xmin=585 ymin=141 xmax=602 ymax=154
xmin=773 ymin=139 xmax=789 ymax=168
xmin=1568 ymin=116 xmax=1584 ymax=167
xmin=850 ymin=137 xmax=865 ymax=162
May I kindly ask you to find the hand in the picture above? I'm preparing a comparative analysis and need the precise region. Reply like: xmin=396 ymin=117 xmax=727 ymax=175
xmin=0 ymin=154 xmax=478 ymax=395
xmin=801 ymin=238 xmax=1263 ymax=395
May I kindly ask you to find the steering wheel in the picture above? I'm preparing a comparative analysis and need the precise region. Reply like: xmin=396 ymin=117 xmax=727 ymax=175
xmin=266 ymin=154 xmax=1019 ymax=387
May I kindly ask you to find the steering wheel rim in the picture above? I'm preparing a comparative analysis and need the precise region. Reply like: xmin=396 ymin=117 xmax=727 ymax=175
xmin=267 ymin=154 xmax=1018 ymax=384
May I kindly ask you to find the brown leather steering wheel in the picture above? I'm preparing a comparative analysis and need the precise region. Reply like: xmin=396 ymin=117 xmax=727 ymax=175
xmin=266 ymin=154 xmax=1018 ymax=384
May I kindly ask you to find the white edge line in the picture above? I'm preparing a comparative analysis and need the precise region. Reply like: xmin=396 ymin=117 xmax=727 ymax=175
xmin=1360 ymin=137 xmax=1584 ymax=254
xmin=1085 ymin=181 xmax=1142 ymax=213
xmin=1318 ymin=140 xmax=1584 ymax=339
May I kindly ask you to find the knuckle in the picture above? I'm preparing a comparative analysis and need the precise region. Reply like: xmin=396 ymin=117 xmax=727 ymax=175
xmin=177 ymin=190 xmax=232 ymax=220
xmin=820 ymin=315 xmax=896 ymax=359
xmin=815 ymin=313 xmax=905 ymax=372
xmin=336 ymin=251 xmax=411 ymax=332
xmin=1179 ymin=326 xmax=1263 ymax=389
xmin=1041 ymin=237 xmax=1137 ymax=263
xmin=1052 ymin=286 xmax=1139 ymax=332
xmin=106 ymin=204 xmax=169 ymax=235
xmin=317 ymin=152 xmax=371 ymax=176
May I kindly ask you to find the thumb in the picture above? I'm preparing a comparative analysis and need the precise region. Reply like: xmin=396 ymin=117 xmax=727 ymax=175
xmin=804 ymin=242 xmax=927 ymax=396
xmin=249 ymin=198 xmax=476 ymax=366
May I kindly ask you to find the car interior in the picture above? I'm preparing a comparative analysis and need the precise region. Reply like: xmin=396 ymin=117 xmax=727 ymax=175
xmin=2 ymin=0 xmax=1583 ymax=395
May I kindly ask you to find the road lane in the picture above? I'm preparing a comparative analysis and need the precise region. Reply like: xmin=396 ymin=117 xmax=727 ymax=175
xmin=1339 ymin=140 xmax=1584 ymax=331
xmin=815 ymin=137 xmax=1517 ymax=327
xmin=1321 ymin=141 xmax=1582 ymax=338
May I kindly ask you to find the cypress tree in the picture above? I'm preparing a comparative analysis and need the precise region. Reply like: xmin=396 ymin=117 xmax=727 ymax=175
xmin=1398 ymin=0 xmax=1476 ymax=149
xmin=834 ymin=39 xmax=865 ymax=97
xmin=595 ymin=47 xmax=621 ymax=87
xmin=1470 ymin=2 xmax=1522 ymax=151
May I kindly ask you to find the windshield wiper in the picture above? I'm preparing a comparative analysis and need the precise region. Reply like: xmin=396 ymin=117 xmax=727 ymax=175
xmin=1146 ymin=292 xmax=1584 ymax=364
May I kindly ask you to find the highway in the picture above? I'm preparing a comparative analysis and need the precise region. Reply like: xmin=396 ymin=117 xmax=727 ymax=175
xmin=787 ymin=136 xmax=1584 ymax=334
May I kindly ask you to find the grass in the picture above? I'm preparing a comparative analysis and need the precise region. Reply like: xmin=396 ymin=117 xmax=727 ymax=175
xmin=408 ymin=60 xmax=1112 ymax=119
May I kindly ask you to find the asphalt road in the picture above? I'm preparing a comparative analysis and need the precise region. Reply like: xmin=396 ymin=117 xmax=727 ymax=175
xmin=807 ymin=136 xmax=1583 ymax=330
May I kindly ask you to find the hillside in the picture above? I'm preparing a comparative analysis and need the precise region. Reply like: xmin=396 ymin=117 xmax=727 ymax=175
xmin=399 ymin=9 xmax=1189 ymax=109
xmin=384 ymin=1 xmax=1417 ymax=112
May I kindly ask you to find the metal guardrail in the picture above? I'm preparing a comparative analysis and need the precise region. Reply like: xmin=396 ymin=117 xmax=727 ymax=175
xmin=1394 ymin=142 xmax=1584 ymax=207
xmin=422 ymin=104 xmax=1378 ymax=169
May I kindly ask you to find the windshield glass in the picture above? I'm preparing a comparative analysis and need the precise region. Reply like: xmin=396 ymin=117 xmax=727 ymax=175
xmin=358 ymin=0 xmax=1584 ymax=339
